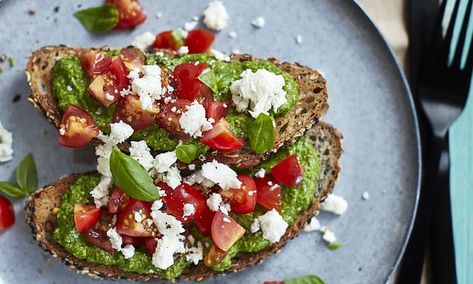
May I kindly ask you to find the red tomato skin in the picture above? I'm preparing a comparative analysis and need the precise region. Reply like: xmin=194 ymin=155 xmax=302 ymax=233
xmin=173 ymin=62 xmax=209 ymax=101
xmin=83 ymin=228 xmax=114 ymax=254
xmin=194 ymin=206 xmax=215 ymax=236
xmin=120 ymin=48 xmax=145 ymax=69
xmin=271 ymin=154 xmax=304 ymax=187
xmin=156 ymin=99 xmax=192 ymax=138
xmin=74 ymin=204 xmax=102 ymax=233
xmin=107 ymin=0 xmax=147 ymax=30
xmin=220 ymin=175 xmax=257 ymax=214
xmin=116 ymin=199 xmax=154 ymax=237
xmin=79 ymin=50 xmax=112 ymax=78
xmin=211 ymin=211 xmax=245 ymax=251
xmin=145 ymin=237 xmax=158 ymax=255
xmin=58 ymin=105 xmax=99 ymax=148
xmin=200 ymin=119 xmax=244 ymax=152
xmin=152 ymin=31 xmax=181 ymax=51
xmin=255 ymin=175 xmax=282 ymax=212
xmin=114 ymin=95 xmax=157 ymax=131
xmin=0 ymin=196 xmax=15 ymax=231
xmin=108 ymin=187 xmax=130 ymax=214
xmin=206 ymin=100 xmax=232 ymax=123
xmin=107 ymin=58 xmax=130 ymax=91
xmin=121 ymin=235 xmax=145 ymax=245
xmin=160 ymin=182 xmax=207 ymax=223
xmin=185 ymin=29 xmax=215 ymax=54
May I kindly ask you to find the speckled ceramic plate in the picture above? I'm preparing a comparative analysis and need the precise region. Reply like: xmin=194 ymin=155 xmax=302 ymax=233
xmin=0 ymin=0 xmax=420 ymax=283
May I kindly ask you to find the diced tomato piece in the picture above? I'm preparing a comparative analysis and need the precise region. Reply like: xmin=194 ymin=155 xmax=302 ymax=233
xmin=121 ymin=235 xmax=145 ymax=245
xmin=159 ymin=182 xmax=207 ymax=223
xmin=157 ymin=99 xmax=192 ymax=138
xmin=74 ymin=204 xmax=102 ymax=233
xmin=185 ymin=29 xmax=215 ymax=54
xmin=145 ymin=237 xmax=158 ymax=255
xmin=0 ymin=196 xmax=14 ymax=231
xmin=255 ymin=175 xmax=282 ymax=212
xmin=151 ymin=31 xmax=182 ymax=51
xmin=116 ymin=199 xmax=155 ymax=237
xmin=200 ymin=119 xmax=244 ymax=152
xmin=220 ymin=175 xmax=257 ymax=214
xmin=88 ymin=74 xmax=119 ymax=107
xmin=211 ymin=211 xmax=245 ymax=251
xmin=120 ymin=48 xmax=145 ymax=70
xmin=107 ymin=0 xmax=147 ymax=30
xmin=173 ymin=62 xmax=209 ymax=101
xmin=83 ymin=228 xmax=114 ymax=254
xmin=114 ymin=95 xmax=158 ymax=130
xmin=271 ymin=154 xmax=304 ymax=187
xmin=79 ymin=50 xmax=112 ymax=78
xmin=204 ymin=245 xmax=227 ymax=266
xmin=194 ymin=206 xmax=215 ymax=236
xmin=108 ymin=187 xmax=130 ymax=214
xmin=58 ymin=105 xmax=99 ymax=148
xmin=195 ymin=84 xmax=215 ymax=111
xmin=206 ymin=100 xmax=232 ymax=123
xmin=107 ymin=58 xmax=130 ymax=91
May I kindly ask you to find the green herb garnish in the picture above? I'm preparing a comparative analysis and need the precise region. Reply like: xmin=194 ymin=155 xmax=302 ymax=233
xmin=74 ymin=3 xmax=119 ymax=33
xmin=0 ymin=154 xmax=38 ymax=197
xmin=8 ymin=57 xmax=14 ymax=67
xmin=284 ymin=275 xmax=326 ymax=284
xmin=326 ymin=242 xmax=341 ymax=250
xmin=199 ymin=71 xmax=219 ymax=94
xmin=175 ymin=144 xmax=199 ymax=164
xmin=248 ymin=113 xmax=275 ymax=154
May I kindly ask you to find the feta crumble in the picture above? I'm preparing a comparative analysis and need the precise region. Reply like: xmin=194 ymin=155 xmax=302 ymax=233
xmin=255 ymin=168 xmax=266 ymax=178
xmin=179 ymin=101 xmax=213 ymax=138
xmin=250 ymin=218 xmax=261 ymax=233
xmin=102 ymin=121 xmax=134 ymax=145
xmin=151 ymin=199 xmax=164 ymax=211
xmin=153 ymin=151 xmax=177 ymax=173
xmin=203 ymin=1 xmax=229 ymax=31
xmin=320 ymin=194 xmax=348 ymax=215
xmin=303 ymin=216 xmax=321 ymax=232
xmin=186 ymin=242 xmax=203 ymax=265
xmin=206 ymin=193 xmax=223 ymax=211
xmin=211 ymin=49 xmax=231 ymax=61
xmin=128 ymin=65 xmax=166 ymax=109
xmin=165 ymin=166 xmax=182 ymax=189
xmin=251 ymin=16 xmax=265 ymax=28
xmin=134 ymin=211 xmax=143 ymax=223
xmin=121 ymin=244 xmax=136 ymax=259
xmin=184 ymin=21 xmax=198 ymax=31
xmin=129 ymin=141 xmax=154 ymax=171
xmin=258 ymin=209 xmax=288 ymax=243
xmin=107 ymin=228 xmax=123 ymax=251
xmin=0 ymin=122 xmax=13 ymax=162
xmin=183 ymin=203 xmax=196 ymax=218
xmin=228 ymin=31 xmax=237 ymax=38
xmin=322 ymin=229 xmax=337 ymax=244
xmin=230 ymin=69 xmax=287 ymax=118
xmin=132 ymin=31 xmax=155 ymax=51
xmin=362 ymin=191 xmax=370 ymax=200
xmin=91 ymin=176 xmax=112 ymax=207
xmin=178 ymin=46 xmax=189 ymax=55
xmin=201 ymin=160 xmax=241 ymax=190
xmin=295 ymin=35 xmax=304 ymax=44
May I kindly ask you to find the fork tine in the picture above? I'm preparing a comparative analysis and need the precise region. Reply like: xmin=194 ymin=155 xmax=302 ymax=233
xmin=452 ymin=0 xmax=473 ymax=68
xmin=463 ymin=29 xmax=473 ymax=74
xmin=437 ymin=0 xmax=461 ymax=64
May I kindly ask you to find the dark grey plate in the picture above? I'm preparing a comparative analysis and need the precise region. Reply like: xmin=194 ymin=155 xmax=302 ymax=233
xmin=0 ymin=0 xmax=420 ymax=283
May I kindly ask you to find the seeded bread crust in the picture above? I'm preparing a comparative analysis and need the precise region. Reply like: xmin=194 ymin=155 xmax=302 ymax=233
xmin=24 ymin=121 xmax=342 ymax=282
xmin=26 ymin=46 xmax=329 ymax=168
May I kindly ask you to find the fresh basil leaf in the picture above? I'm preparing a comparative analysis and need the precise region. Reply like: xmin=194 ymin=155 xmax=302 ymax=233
xmin=176 ymin=144 xmax=199 ymax=164
xmin=109 ymin=148 xmax=159 ymax=201
xmin=16 ymin=153 xmax=37 ymax=193
xmin=171 ymin=29 xmax=185 ymax=47
xmin=199 ymin=71 xmax=219 ymax=94
xmin=74 ymin=4 xmax=119 ymax=33
xmin=0 ymin=181 xmax=25 ymax=198
xmin=326 ymin=242 xmax=341 ymax=250
xmin=284 ymin=275 xmax=326 ymax=284
xmin=248 ymin=113 xmax=275 ymax=154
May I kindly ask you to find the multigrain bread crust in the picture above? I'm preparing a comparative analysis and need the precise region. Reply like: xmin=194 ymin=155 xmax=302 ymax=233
xmin=24 ymin=122 xmax=343 ymax=282
xmin=26 ymin=46 xmax=329 ymax=168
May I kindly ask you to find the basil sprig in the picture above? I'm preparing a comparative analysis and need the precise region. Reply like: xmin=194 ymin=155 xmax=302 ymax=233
xmin=0 ymin=154 xmax=38 ymax=198
xmin=109 ymin=148 xmax=159 ymax=201
xmin=74 ymin=3 xmax=119 ymax=33
xmin=248 ymin=113 xmax=275 ymax=154
xmin=199 ymin=71 xmax=219 ymax=94
xmin=284 ymin=275 xmax=326 ymax=284
xmin=176 ymin=144 xmax=199 ymax=164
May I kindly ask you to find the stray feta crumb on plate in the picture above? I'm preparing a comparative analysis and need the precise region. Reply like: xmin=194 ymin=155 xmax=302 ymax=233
xmin=132 ymin=31 xmax=155 ymax=51
xmin=203 ymin=1 xmax=229 ymax=31
xmin=211 ymin=49 xmax=231 ymax=61
xmin=184 ymin=21 xmax=198 ymax=31
xmin=320 ymin=193 xmax=348 ymax=215
xmin=295 ymin=35 xmax=304 ymax=44
xmin=228 ymin=31 xmax=237 ymax=38
xmin=322 ymin=229 xmax=337 ymax=244
xmin=362 ymin=191 xmax=370 ymax=200
xmin=0 ymin=121 xmax=13 ymax=162
xmin=303 ymin=216 xmax=321 ymax=232
xmin=251 ymin=16 xmax=265 ymax=28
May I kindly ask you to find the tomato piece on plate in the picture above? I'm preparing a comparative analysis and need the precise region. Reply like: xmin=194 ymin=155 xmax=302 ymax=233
xmin=220 ymin=175 xmax=257 ymax=214
xmin=83 ymin=228 xmax=114 ymax=254
xmin=116 ymin=199 xmax=154 ymax=237
xmin=74 ymin=204 xmax=102 ymax=233
xmin=151 ymin=30 xmax=182 ymax=51
xmin=121 ymin=235 xmax=145 ymax=245
xmin=58 ymin=105 xmax=99 ymax=148
xmin=107 ymin=0 xmax=147 ymax=30
xmin=114 ymin=95 xmax=158 ymax=130
xmin=157 ymin=99 xmax=192 ymax=138
xmin=120 ymin=48 xmax=145 ymax=70
xmin=271 ymin=154 xmax=304 ymax=187
xmin=194 ymin=206 xmax=215 ymax=236
xmin=173 ymin=62 xmax=209 ymax=101
xmin=0 ymin=195 xmax=14 ymax=231
xmin=145 ymin=237 xmax=158 ymax=255
xmin=204 ymin=245 xmax=227 ymax=266
xmin=159 ymin=182 xmax=207 ymax=223
xmin=79 ymin=50 xmax=112 ymax=78
xmin=108 ymin=187 xmax=130 ymax=214
xmin=185 ymin=29 xmax=215 ymax=54
xmin=255 ymin=175 xmax=282 ymax=212
xmin=211 ymin=211 xmax=245 ymax=251
xmin=206 ymin=100 xmax=232 ymax=123
xmin=200 ymin=118 xmax=244 ymax=152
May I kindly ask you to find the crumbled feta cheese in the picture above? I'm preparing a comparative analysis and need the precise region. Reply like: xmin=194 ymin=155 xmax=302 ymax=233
xmin=128 ymin=65 xmax=165 ymax=109
xmin=201 ymin=160 xmax=241 ymax=190
xmin=134 ymin=211 xmax=143 ymax=223
xmin=184 ymin=21 xmax=198 ymax=31
xmin=206 ymin=193 xmax=223 ymax=211
xmin=295 ymin=35 xmax=304 ymax=44
xmin=232 ymin=49 xmax=241 ymax=54
xmin=230 ymin=69 xmax=287 ymax=118
xmin=107 ymin=228 xmax=123 ymax=251
xmin=185 ymin=171 xmax=215 ymax=187
xmin=96 ymin=144 xmax=113 ymax=177
xmin=362 ymin=191 xmax=370 ymax=200
xmin=183 ymin=203 xmax=196 ymax=218
xmin=203 ymin=1 xmax=229 ymax=31
xmin=66 ymin=85 xmax=73 ymax=92
xmin=186 ymin=241 xmax=203 ymax=265
xmin=153 ymin=151 xmax=177 ymax=173
xmin=258 ymin=209 xmax=288 ymax=243
xmin=105 ymin=93 xmax=115 ymax=101
xmin=151 ymin=199 xmax=164 ymax=211
xmin=151 ymin=210 xmax=185 ymax=236
xmin=156 ymin=12 xmax=162 ymax=19
xmin=178 ymin=46 xmax=189 ymax=55
xmin=0 ymin=122 xmax=13 ymax=162
xmin=121 ymin=244 xmax=135 ymax=259
xmin=165 ymin=166 xmax=182 ymax=189
xmin=91 ymin=177 xmax=112 ymax=207
xmin=188 ymin=164 xmax=196 ymax=171
xmin=107 ymin=121 xmax=134 ymax=145
xmin=132 ymin=31 xmax=155 ymax=51
xmin=211 ymin=49 xmax=230 ymax=61
xmin=228 ymin=31 xmax=237 ymax=38
xmin=255 ymin=168 xmax=266 ymax=178
xmin=179 ymin=101 xmax=213 ymax=138
xmin=129 ymin=141 xmax=154 ymax=171
xmin=320 ymin=194 xmax=348 ymax=215
xmin=322 ymin=229 xmax=337 ymax=244
xmin=303 ymin=216 xmax=321 ymax=232
xmin=251 ymin=17 xmax=265 ymax=28
xmin=250 ymin=219 xmax=261 ymax=233
xmin=152 ymin=235 xmax=186 ymax=269
xmin=192 ymin=15 xmax=199 ymax=21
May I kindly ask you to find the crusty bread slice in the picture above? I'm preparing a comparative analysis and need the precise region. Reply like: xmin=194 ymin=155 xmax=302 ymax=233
xmin=26 ymin=46 xmax=329 ymax=168
xmin=24 ymin=121 xmax=342 ymax=282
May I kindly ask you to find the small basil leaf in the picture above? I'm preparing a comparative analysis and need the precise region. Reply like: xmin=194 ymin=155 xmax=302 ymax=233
xmin=176 ymin=144 xmax=199 ymax=164
xmin=16 ymin=153 xmax=37 ymax=193
xmin=0 ymin=181 xmax=25 ymax=198
xmin=284 ymin=275 xmax=326 ymax=284
xmin=326 ymin=242 xmax=341 ymax=250
xmin=248 ymin=113 xmax=275 ymax=154
xmin=199 ymin=71 xmax=219 ymax=94
xmin=171 ymin=29 xmax=185 ymax=47
xmin=109 ymin=148 xmax=159 ymax=201
xmin=74 ymin=4 xmax=119 ymax=33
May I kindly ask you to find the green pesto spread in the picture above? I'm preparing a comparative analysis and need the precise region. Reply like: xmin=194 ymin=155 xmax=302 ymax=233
xmin=53 ymin=138 xmax=320 ymax=278
xmin=52 ymin=52 xmax=299 ymax=152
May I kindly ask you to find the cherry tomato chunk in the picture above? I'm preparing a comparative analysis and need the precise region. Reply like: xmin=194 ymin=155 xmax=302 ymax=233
xmin=204 ymin=245 xmax=227 ymax=266
xmin=83 ymin=228 xmax=114 ymax=254
xmin=0 ymin=196 xmax=15 ymax=231
xmin=79 ymin=50 xmax=112 ymax=78
xmin=107 ymin=0 xmax=147 ymax=30
xmin=206 ymin=100 xmax=232 ymax=123
xmin=160 ymin=182 xmax=207 ymax=223
xmin=121 ymin=235 xmax=145 ymax=245
xmin=152 ymin=31 xmax=181 ymax=51
xmin=114 ymin=95 xmax=157 ymax=131
xmin=173 ymin=62 xmax=209 ymax=101
xmin=211 ymin=211 xmax=245 ymax=251
xmin=116 ymin=199 xmax=154 ymax=237
xmin=255 ymin=175 xmax=282 ymax=212
xmin=220 ymin=175 xmax=257 ymax=214
xmin=185 ymin=29 xmax=215 ymax=54
xmin=271 ymin=154 xmax=304 ymax=187
xmin=74 ymin=204 xmax=102 ymax=233
xmin=108 ymin=187 xmax=130 ymax=214
xmin=145 ymin=237 xmax=158 ymax=255
xmin=120 ymin=48 xmax=145 ymax=69
xmin=194 ymin=206 xmax=215 ymax=236
xmin=58 ymin=105 xmax=99 ymax=148
xmin=200 ymin=119 xmax=244 ymax=152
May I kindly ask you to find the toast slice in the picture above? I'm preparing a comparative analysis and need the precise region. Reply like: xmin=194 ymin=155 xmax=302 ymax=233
xmin=24 ymin=121 xmax=342 ymax=282
xmin=26 ymin=46 xmax=329 ymax=168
